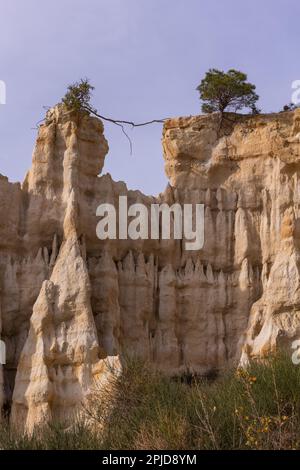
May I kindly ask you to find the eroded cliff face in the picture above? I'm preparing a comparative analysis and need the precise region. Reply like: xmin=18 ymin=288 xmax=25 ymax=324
xmin=1 ymin=105 xmax=300 ymax=431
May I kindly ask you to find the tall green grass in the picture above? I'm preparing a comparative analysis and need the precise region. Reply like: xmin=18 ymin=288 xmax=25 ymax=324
xmin=1 ymin=353 xmax=300 ymax=450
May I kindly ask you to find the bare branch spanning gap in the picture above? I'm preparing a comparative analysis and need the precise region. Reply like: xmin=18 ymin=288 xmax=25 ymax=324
xmin=83 ymin=106 xmax=170 ymax=155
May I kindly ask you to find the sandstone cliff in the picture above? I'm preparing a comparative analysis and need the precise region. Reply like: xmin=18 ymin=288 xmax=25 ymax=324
xmin=1 ymin=105 xmax=300 ymax=431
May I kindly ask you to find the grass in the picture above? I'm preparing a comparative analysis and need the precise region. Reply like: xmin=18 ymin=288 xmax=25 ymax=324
xmin=1 ymin=353 xmax=300 ymax=450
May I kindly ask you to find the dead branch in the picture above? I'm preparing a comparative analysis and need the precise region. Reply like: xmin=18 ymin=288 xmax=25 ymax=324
xmin=83 ymin=106 xmax=169 ymax=128
xmin=82 ymin=106 xmax=170 ymax=155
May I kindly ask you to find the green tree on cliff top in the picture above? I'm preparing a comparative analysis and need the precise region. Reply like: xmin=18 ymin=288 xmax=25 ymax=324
xmin=197 ymin=69 xmax=260 ymax=115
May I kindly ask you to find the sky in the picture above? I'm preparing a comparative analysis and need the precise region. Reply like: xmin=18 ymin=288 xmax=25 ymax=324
xmin=0 ymin=0 xmax=300 ymax=195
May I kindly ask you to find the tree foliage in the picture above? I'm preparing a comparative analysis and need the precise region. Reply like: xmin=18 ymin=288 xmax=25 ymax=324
xmin=62 ymin=78 xmax=96 ymax=113
xmin=282 ymin=102 xmax=297 ymax=112
xmin=197 ymin=69 xmax=259 ymax=114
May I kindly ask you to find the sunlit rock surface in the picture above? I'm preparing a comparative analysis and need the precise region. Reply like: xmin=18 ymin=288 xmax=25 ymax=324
xmin=1 ymin=105 xmax=300 ymax=430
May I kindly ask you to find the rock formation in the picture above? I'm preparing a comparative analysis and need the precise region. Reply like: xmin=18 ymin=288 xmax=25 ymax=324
xmin=1 ymin=105 xmax=300 ymax=431
xmin=240 ymin=208 xmax=300 ymax=364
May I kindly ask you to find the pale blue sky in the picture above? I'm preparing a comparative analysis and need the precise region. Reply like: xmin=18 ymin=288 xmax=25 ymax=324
xmin=0 ymin=0 xmax=299 ymax=195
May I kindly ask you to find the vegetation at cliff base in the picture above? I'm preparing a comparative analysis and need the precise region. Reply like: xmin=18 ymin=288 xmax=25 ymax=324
xmin=197 ymin=68 xmax=260 ymax=115
xmin=1 ymin=354 xmax=300 ymax=450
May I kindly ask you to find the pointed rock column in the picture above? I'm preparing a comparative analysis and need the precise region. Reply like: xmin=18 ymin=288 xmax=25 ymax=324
xmin=154 ymin=264 xmax=179 ymax=374
xmin=11 ymin=174 xmax=119 ymax=433
xmin=89 ymin=249 xmax=121 ymax=356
